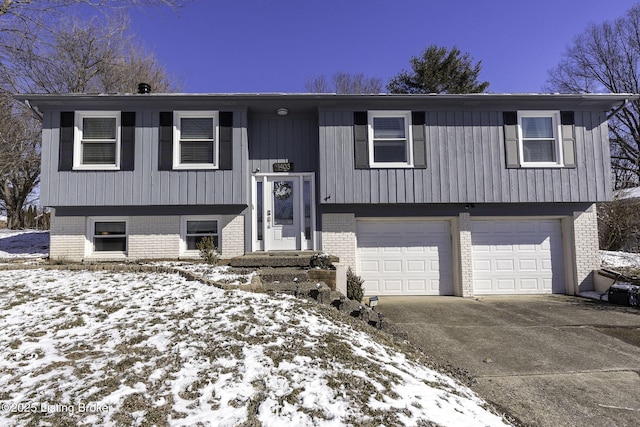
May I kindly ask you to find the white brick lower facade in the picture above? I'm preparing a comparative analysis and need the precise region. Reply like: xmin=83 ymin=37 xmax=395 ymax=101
xmin=49 ymin=212 xmax=246 ymax=262
xmin=51 ymin=206 xmax=602 ymax=297
xmin=49 ymin=211 xmax=86 ymax=261
xmin=220 ymin=215 xmax=245 ymax=258
xmin=456 ymin=213 xmax=474 ymax=297
xmin=572 ymin=204 xmax=600 ymax=293
xmin=320 ymin=213 xmax=356 ymax=269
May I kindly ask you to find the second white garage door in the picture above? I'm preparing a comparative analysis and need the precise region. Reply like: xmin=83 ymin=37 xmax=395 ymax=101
xmin=356 ymin=219 xmax=453 ymax=296
xmin=471 ymin=219 xmax=565 ymax=295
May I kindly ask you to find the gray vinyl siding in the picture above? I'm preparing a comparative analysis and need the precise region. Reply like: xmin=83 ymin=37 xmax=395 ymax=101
xmin=248 ymin=113 xmax=319 ymax=173
xmin=40 ymin=109 xmax=248 ymax=207
xmin=319 ymin=109 xmax=612 ymax=204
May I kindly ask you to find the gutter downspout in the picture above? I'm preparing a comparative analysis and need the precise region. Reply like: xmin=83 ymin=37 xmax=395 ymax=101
xmin=606 ymin=99 xmax=631 ymax=120
xmin=24 ymin=99 xmax=43 ymax=122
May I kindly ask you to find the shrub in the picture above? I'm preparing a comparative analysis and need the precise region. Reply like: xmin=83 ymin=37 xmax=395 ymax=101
xmin=598 ymin=197 xmax=640 ymax=251
xmin=310 ymin=253 xmax=334 ymax=269
xmin=197 ymin=237 xmax=219 ymax=265
xmin=346 ymin=267 xmax=364 ymax=302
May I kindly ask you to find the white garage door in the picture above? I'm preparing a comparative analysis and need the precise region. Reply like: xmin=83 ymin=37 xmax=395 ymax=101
xmin=471 ymin=219 xmax=565 ymax=295
xmin=356 ymin=220 xmax=453 ymax=296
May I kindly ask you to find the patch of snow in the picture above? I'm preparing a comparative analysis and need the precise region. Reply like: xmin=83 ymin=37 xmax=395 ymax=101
xmin=147 ymin=261 xmax=257 ymax=285
xmin=579 ymin=291 xmax=609 ymax=302
xmin=0 ymin=229 xmax=49 ymax=259
xmin=0 ymin=269 xmax=510 ymax=426
xmin=601 ymin=250 xmax=640 ymax=268
xmin=614 ymin=186 xmax=640 ymax=200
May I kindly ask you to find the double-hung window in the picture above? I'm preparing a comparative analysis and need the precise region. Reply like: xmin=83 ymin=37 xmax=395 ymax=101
xmin=91 ymin=219 xmax=127 ymax=254
xmin=174 ymin=111 xmax=219 ymax=169
xmin=518 ymin=111 xmax=563 ymax=167
xmin=181 ymin=216 xmax=219 ymax=254
xmin=368 ymin=111 xmax=413 ymax=167
xmin=74 ymin=111 xmax=120 ymax=169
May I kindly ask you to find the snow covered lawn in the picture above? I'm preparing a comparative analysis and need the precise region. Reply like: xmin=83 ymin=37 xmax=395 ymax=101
xmin=0 ymin=268 xmax=510 ymax=426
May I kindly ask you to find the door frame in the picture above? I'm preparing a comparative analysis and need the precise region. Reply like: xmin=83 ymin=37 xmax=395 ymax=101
xmin=251 ymin=172 xmax=316 ymax=252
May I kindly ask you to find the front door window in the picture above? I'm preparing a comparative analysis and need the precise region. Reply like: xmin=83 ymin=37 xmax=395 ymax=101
xmin=273 ymin=181 xmax=294 ymax=226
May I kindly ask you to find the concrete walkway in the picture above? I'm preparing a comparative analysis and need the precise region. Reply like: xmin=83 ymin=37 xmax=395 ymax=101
xmin=377 ymin=295 xmax=640 ymax=427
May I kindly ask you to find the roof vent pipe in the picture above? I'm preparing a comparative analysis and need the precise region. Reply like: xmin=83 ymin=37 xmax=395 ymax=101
xmin=138 ymin=83 xmax=151 ymax=94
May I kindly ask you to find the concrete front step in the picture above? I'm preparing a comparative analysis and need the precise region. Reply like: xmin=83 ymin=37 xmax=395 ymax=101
xmin=229 ymin=252 xmax=338 ymax=268
xmin=258 ymin=267 xmax=309 ymax=284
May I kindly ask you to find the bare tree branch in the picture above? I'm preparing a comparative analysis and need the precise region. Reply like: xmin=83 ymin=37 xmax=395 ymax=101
xmin=548 ymin=5 xmax=640 ymax=189
xmin=304 ymin=72 xmax=383 ymax=94
xmin=0 ymin=5 xmax=182 ymax=228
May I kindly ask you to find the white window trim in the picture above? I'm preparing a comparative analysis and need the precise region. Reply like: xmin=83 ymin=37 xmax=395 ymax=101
xmin=180 ymin=215 xmax=221 ymax=256
xmin=86 ymin=217 xmax=128 ymax=258
xmin=173 ymin=111 xmax=219 ymax=170
xmin=517 ymin=110 xmax=564 ymax=168
xmin=73 ymin=111 xmax=121 ymax=170
xmin=368 ymin=110 xmax=413 ymax=168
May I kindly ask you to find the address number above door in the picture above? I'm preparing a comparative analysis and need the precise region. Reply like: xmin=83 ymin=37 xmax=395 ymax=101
xmin=272 ymin=162 xmax=294 ymax=172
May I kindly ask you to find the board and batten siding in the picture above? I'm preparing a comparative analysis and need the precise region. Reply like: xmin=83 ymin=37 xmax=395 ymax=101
xmin=248 ymin=113 xmax=319 ymax=173
xmin=40 ymin=110 xmax=248 ymax=207
xmin=318 ymin=110 xmax=612 ymax=204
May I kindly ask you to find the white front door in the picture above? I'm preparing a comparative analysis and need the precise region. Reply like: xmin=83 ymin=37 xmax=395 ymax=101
xmin=254 ymin=174 xmax=315 ymax=251
xmin=266 ymin=177 xmax=299 ymax=250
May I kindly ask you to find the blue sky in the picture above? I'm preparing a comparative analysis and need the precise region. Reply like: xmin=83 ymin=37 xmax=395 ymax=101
xmin=130 ymin=0 xmax=640 ymax=93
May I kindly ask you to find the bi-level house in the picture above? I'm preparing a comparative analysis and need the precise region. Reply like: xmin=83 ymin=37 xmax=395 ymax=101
xmin=16 ymin=91 xmax=636 ymax=297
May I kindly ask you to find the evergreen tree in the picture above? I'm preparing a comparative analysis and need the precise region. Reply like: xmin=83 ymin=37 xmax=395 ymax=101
xmin=387 ymin=45 xmax=489 ymax=94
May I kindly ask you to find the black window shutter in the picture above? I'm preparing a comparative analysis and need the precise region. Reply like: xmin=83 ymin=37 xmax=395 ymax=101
xmin=411 ymin=111 xmax=427 ymax=169
xmin=219 ymin=111 xmax=233 ymax=170
xmin=353 ymin=111 xmax=369 ymax=169
xmin=158 ymin=112 xmax=173 ymax=171
xmin=120 ymin=112 xmax=135 ymax=171
xmin=59 ymin=111 xmax=74 ymax=171
xmin=560 ymin=111 xmax=576 ymax=168
xmin=503 ymin=111 xmax=520 ymax=168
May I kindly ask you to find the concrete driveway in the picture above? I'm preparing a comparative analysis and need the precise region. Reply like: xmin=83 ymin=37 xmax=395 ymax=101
xmin=377 ymin=295 xmax=640 ymax=427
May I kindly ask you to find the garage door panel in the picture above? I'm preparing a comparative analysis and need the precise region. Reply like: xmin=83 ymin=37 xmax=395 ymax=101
xmin=379 ymin=280 xmax=402 ymax=295
xmin=473 ymin=259 xmax=492 ymax=271
xmin=473 ymin=244 xmax=491 ymax=253
xmin=357 ymin=220 xmax=453 ymax=296
xmin=382 ymin=247 xmax=402 ymax=254
xmin=363 ymin=279 xmax=381 ymax=294
xmin=407 ymin=260 xmax=426 ymax=273
xmin=475 ymin=279 xmax=493 ymax=291
xmin=497 ymin=279 xmax=516 ymax=290
xmin=518 ymin=259 xmax=538 ymax=271
xmin=407 ymin=279 xmax=427 ymax=292
xmin=496 ymin=259 xmax=515 ymax=271
xmin=520 ymin=278 xmax=539 ymax=290
xmin=383 ymin=260 xmax=402 ymax=273
xmin=360 ymin=260 xmax=380 ymax=273
xmin=471 ymin=219 xmax=564 ymax=295
xmin=429 ymin=259 xmax=441 ymax=272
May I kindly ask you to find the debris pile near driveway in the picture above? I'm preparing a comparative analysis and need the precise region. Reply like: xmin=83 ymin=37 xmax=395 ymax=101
xmin=598 ymin=268 xmax=640 ymax=307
